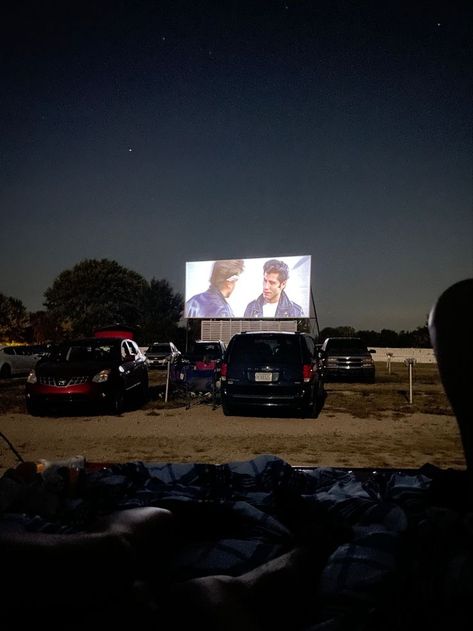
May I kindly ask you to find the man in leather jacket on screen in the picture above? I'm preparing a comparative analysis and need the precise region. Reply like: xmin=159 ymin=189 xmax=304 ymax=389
xmin=244 ymin=259 xmax=303 ymax=318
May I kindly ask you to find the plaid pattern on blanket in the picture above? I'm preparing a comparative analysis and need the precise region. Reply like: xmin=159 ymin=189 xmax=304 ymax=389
xmin=1 ymin=455 xmax=471 ymax=629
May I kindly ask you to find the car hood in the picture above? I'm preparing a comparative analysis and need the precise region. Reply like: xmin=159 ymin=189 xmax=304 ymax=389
xmin=35 ymin=360 xmax=114 ymax=377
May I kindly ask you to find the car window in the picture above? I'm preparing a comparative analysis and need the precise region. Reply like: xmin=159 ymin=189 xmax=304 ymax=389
xmin=66 ymin=345 xmax=94 ymax=362
xmin=127 ymin=340 xmax=140 ymax=355
xmin=52 ymin=342 xmax=116 ymax=362
xmin=230 ymin=335 xmax=300 ymax=363
xmin=324 ymin=338 xmax=368 ymax=353
xmin=148 ymin=344 xmax=170 ymax=353
xmin=122 ymin=341 xmax=136 ymax=357
xmin=304 ymin=335 xmax=315 ymax=358
xmin=192 ymin=343 xmax=223 ymax=359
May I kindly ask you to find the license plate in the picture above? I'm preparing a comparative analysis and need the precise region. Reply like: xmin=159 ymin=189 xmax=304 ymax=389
xmin=255 ymin=372 xmax=274 ymax=382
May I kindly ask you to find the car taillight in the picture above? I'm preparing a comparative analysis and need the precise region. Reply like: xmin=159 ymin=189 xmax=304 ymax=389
xmin=220 ymin=362 xmax=228 ymax=379
xmin=302 ymin=364 xmax=312 ymax=382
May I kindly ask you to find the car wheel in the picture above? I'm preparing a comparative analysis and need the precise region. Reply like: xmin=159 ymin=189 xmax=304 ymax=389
xmin=109 ymin=388 xmax=125 ymax=415
xmin=313 ymin=381 xmax=326 ymax=418
xmin=222 ymin=399 xmax=235 ymax=416
xmin=301 ymin=401 xmax=316 ymax=419
xmin=137 ymin=375 xmax=149 ymax=405
xmin=26 ymin=398 xmax=43 ymax=416
xmin=302 ymin=383 xmax=324 ymax=419
xmin=0 ymin=364 xmax=11 ymax=379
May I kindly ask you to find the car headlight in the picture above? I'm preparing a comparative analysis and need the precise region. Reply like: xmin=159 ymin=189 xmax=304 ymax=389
xmin=92 ymin=369 xmax=111 ymax=383
xmin=27 ymin=369 xmax=37 ymax=384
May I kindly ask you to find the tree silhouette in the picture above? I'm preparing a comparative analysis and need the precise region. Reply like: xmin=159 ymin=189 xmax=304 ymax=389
xmin=44 ymin=259 xmax=147 ymax=338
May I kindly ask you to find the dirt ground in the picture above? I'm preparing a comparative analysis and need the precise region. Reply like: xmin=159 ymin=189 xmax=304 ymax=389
xmin=0 ymin=364 xmax=466 ymax=474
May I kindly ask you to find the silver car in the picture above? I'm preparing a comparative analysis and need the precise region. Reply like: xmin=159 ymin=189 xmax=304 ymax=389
xmin=145 ymin=342 xmax=181 ymax=369
xmin=0 ymin=345 xmax=47 ymax=378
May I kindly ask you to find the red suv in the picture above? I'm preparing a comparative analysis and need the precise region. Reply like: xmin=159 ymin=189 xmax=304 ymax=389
xmin=25 ymin=337 xmax=148 ymax=415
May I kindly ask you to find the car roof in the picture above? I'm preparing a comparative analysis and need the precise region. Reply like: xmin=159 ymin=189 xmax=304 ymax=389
xmin=236 ymin=331 xmax=300 ymax=336
xmin=60 ymin=337 xmax=129 ymax=344
xmin=195 ymin=339 xmax=224 ymax=343
xmin=325 ymin=336 xmax=361 ymax=340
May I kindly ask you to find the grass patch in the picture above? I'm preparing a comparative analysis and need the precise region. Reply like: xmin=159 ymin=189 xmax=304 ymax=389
xmin=324 ymin=364 xmax=452 ymax=419
xmin=0 ymin=378 xmax=28 ymax=414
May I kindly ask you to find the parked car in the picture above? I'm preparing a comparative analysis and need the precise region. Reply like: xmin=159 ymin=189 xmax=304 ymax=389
xmin=174 ymin=340 xmax=226 ymax=393
xmin=220 ymin=331 xmax=324 ymax=417
xmin=0 ymin=345 xmax=48 ymax=378
xmin=25 ymin=337 xmax=148 ymax=415
xmin=319 ymin=337 xmax=376 ymax=383
xmin=145 ymin=341 xmax=181 ymax=369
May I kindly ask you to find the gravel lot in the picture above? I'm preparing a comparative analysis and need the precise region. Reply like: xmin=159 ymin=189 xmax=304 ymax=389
xmin=0 ymin=364 xmax=466 ymax=473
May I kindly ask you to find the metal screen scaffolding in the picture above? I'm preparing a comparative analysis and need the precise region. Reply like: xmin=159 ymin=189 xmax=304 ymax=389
xmin=200 ymin=320 xmax=298 ymax=345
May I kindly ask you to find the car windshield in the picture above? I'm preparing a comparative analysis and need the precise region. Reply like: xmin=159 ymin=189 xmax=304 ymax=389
xmin=148 ymin=344 xmax=171 ymax=354
xmin=50 ymin=341 xmax=119 ymax=362
xmin=326 ymin=339 xmax=368 ymax=352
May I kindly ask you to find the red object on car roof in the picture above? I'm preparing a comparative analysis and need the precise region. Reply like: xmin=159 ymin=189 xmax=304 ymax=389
xmin=93 ymin=325 xmax=135 ymax=339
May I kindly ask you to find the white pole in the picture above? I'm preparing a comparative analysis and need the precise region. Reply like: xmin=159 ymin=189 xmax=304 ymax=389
xmin=165 ymin=359 xmax=170 ymax=402
xmin=409 ymin=362 xmax=413 ymax=404
xmin=404 ymin=358 xmax=415 ymax=404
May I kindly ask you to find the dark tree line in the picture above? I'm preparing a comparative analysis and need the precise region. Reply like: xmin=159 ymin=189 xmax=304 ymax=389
xmin=318 ymin=325 xmax=431 ymax=348
xmin=2 ymin=260 xmax=431 ymax=348
xmin=1 ymin=259 xmax=184 ymax=346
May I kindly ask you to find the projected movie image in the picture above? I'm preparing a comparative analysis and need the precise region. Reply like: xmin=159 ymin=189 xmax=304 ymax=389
xmin=185 ymin=255 xmax=311 ymax=319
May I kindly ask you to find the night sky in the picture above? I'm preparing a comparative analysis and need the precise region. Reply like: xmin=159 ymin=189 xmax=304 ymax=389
xmin=1 ymin=0 xmax=471 ymax=331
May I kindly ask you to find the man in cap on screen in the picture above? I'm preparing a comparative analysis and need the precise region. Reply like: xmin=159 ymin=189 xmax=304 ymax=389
xmin=186 ymin=259 xmax=245 ymax=318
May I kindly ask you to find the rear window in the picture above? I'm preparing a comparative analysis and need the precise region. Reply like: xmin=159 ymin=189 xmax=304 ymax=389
xmin=190 ymin=343 xmax=223 ymax=360
xmin=229 ymin=334 xmax=302 ymax=364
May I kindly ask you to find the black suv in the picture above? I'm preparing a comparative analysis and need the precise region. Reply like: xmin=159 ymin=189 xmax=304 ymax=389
xmin=319 ymin=337 xmax=376 ymax=383
xmin=25 ymin=337 xmax=149 ymax=415
xmin=220 ymin=331 xmax=323 ymax=417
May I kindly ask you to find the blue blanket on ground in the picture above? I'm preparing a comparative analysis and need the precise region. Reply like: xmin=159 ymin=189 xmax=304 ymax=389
xmin=1 ymin=454 xmax=471 ymax=629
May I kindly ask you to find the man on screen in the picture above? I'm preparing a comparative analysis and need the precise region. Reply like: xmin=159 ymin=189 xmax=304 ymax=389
xmin=186 ymin=259 xmax=245 ymax=318
xmin=244 ymin=259 xmax=304 ymax=318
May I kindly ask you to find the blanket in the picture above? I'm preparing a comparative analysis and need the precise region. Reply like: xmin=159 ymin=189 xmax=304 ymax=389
xmin=1 ymin=455 xmax=471 ymax=629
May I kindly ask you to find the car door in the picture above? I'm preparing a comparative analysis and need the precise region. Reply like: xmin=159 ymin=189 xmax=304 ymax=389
xmin=120 ymin=340 xmax=139 ymax=390
xmin=7 ymin=347 xmax=31 ymax=375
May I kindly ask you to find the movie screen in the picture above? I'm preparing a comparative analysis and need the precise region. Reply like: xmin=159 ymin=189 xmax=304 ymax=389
xmin=185 ymin=255 xmax=311 ymax=319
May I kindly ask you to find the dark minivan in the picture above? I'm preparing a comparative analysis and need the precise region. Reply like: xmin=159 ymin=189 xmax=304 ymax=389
xmin=220 ymin=331 xmax=324 ymax=417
